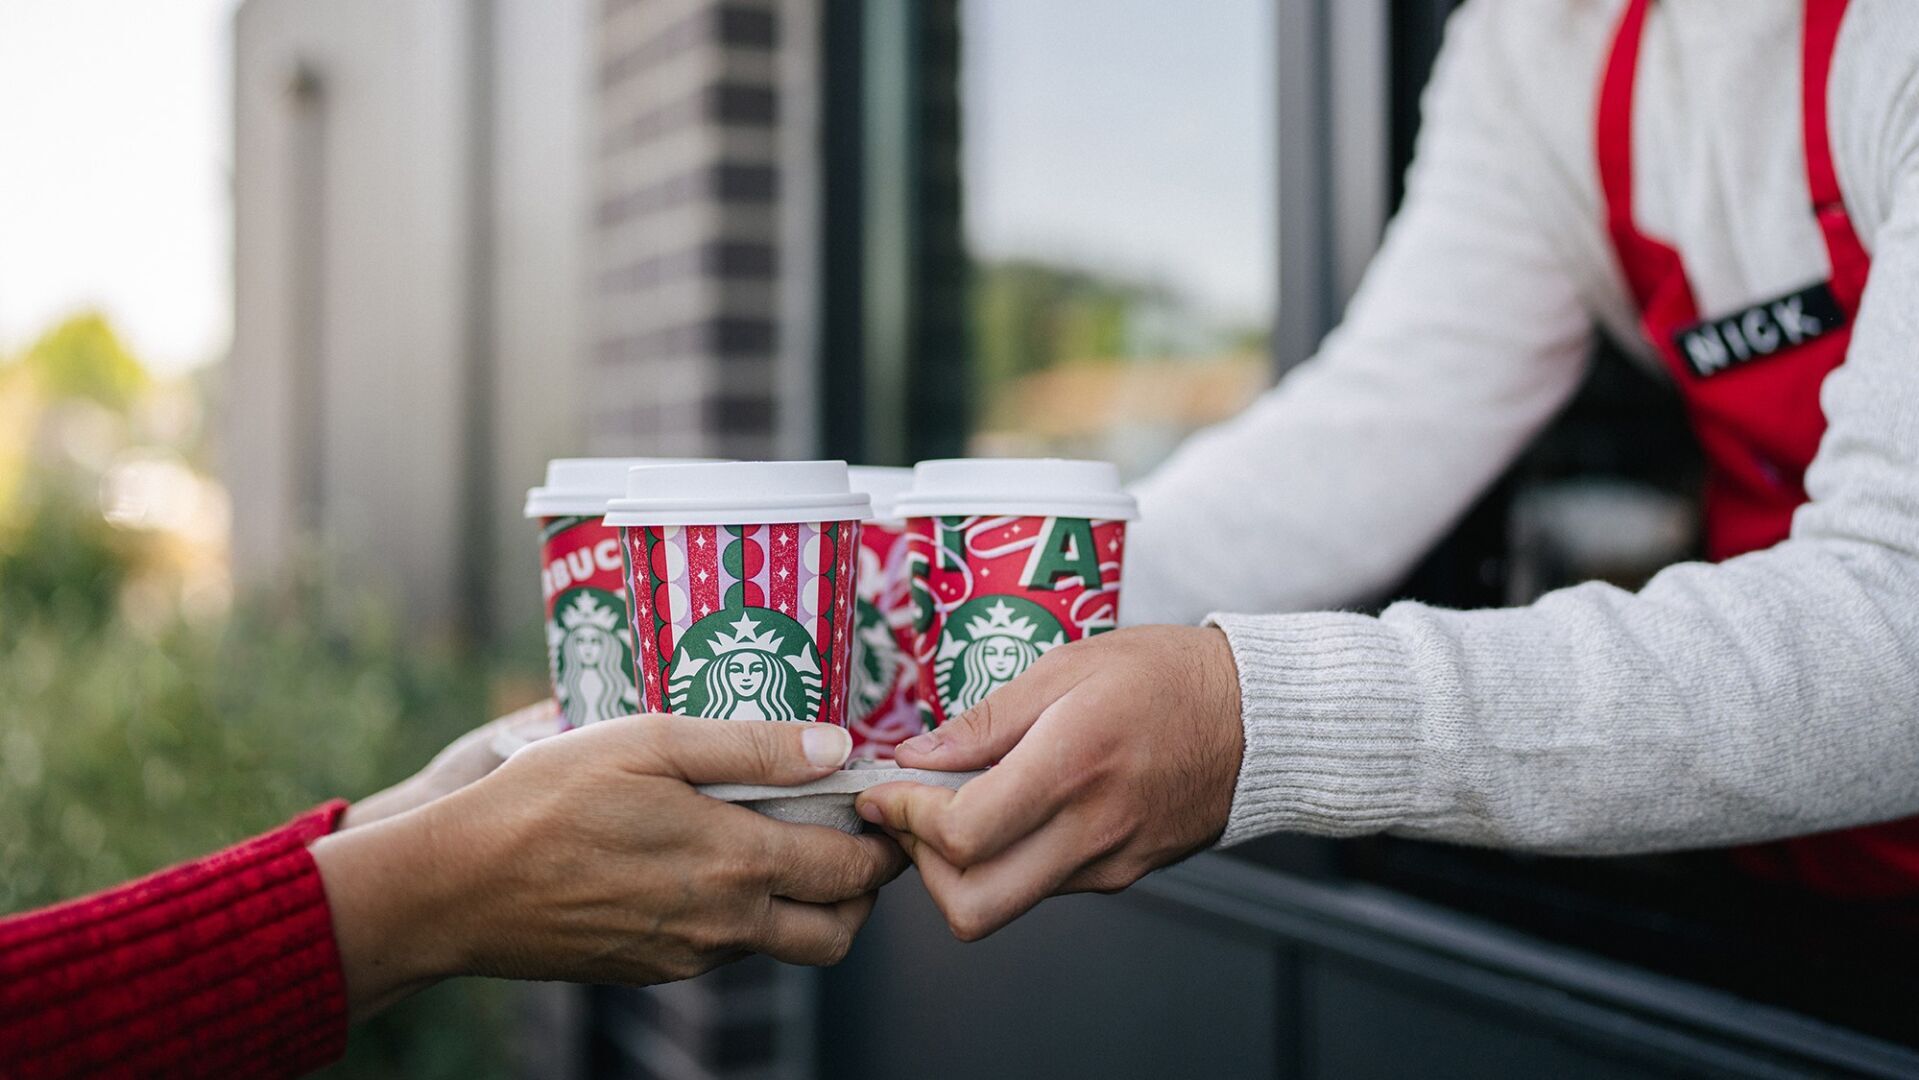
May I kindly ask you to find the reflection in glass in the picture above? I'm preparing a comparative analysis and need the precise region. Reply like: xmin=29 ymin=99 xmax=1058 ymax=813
xmin=962 ymin=0 xmax=1276 ymax=476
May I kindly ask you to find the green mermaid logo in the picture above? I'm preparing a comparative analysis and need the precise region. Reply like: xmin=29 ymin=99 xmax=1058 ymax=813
xmin=669 ymin=609 xmax=823 ymax=722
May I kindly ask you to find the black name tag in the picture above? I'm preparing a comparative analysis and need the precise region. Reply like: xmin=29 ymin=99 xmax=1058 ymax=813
xmin=1671 ymin=281 xmax=1846 ymax=378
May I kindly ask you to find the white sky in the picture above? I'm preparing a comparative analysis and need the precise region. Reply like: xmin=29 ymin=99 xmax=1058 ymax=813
xmin=0 ymin=0 xmax=1274 ymax=372
xmin=0 ymin=0 xmax=239 ymax=374
xmin=963 ymin=0 xmax=1276 ymax=326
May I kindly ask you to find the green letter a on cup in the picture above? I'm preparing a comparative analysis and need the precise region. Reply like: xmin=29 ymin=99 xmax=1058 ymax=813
xmin=1020 ymin=518 xmax=1102 ymax=591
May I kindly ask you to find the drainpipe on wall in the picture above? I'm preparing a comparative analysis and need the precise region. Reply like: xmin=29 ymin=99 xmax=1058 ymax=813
xmin=459 ymin=0 xmax=498 ymax=645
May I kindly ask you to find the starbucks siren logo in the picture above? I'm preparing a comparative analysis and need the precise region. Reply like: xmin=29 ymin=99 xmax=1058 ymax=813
xmin=670 ymin=609 xmax=823 ymax=722
xmin=935 ymin=597 xmax=1066 ymax=712
xmin=847 ymin=597 xmax=902 ymax=722
xmin=549 ymin=589 xmax=639 ymax=728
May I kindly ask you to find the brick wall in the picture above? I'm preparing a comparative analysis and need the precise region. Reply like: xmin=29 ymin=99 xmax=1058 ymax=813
xmin=591 ymin=0 xmax=794 ymax=460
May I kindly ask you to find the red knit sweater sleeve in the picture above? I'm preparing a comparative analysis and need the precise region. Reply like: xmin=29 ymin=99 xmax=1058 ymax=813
xmin=0 ymin=800 xmax=352 ymax=1079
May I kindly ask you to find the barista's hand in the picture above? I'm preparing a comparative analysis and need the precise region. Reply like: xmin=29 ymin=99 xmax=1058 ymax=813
xmin=856 ymin=626 xmax=1242 ymax=941
xmin=313 ymin=716 xmax=905 ymax=1019
xmin=340 ymin=700 xmax=564 ymax=829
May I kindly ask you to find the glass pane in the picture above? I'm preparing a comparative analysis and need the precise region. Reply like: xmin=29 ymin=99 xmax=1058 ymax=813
xmin=962 ymin=0 xmax=1276 ymax=477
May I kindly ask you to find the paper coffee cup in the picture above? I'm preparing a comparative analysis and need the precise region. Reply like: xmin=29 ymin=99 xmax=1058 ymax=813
xmin=604 ymin=461 xmax=872 ymax=726
xmin=527 ymin=458 xmax=713 ymax=730
xmin=894 ymin=459 xmax=1138 ymax=729
xmin=846 ymin=467 xmax=924 ymax=759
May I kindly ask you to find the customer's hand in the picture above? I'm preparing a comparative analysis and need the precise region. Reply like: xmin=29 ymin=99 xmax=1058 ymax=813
xmin=312 ymin=716 xmax=905 ymax=1019
xmin=855 ymin=625 xmax=1242 ymax=941
xmin=340 ymin=700 xmax=564 ymax=829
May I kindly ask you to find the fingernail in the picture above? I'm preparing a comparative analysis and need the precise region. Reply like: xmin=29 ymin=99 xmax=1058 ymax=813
xmin=897 ymin=730 xmax=943 ymax=757
xmin=857 ymin=800 xmax=883 ymax=824
xmin=802 ymin=724 xmax=853 ymax=768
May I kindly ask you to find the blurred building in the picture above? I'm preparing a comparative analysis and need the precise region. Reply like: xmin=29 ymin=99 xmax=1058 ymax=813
xmin=231 ymin=0 xmax=595 ymax=634
xmin=229 ymin=0 xmax=917 ymax=640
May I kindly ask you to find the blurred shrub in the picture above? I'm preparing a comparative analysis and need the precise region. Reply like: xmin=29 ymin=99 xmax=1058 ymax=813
xmin=17 ymin=313 xmax=147 ymax=411
xmin=0 ymin=484 xmax=518 ymax=1078
xmin=0 ymin=472 xmax=138 ymax=634
xmin=0 ymin=312 xmax=540 ymax=1076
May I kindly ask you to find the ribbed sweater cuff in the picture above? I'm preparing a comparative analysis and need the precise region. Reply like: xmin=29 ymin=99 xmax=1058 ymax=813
xmin=0 ymin=800 xmax=352 ymax=1079
xmin=1206 ymin=612 xmax=1421 ymax=847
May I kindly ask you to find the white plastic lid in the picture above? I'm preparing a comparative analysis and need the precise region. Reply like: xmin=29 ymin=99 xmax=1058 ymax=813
xmin=893 ymin=458 xmax=1139 ymax=521
xmin=603 ymin=460 xmax=872 ymax=527
xmin=847 ymin=466 xmax=915 ymax=522
xmin=524 ymin=457 xmax=715 ymax=517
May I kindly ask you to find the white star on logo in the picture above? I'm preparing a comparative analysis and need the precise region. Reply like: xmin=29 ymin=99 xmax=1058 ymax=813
xmin=695 ymin=533 xmax=706 ymax=548
xmin=697 ymin=569 xmax=707 ymax=582
xmin=777 ymin=567 xmax=790 ymax=580
xmin=981 ymin=567 xmax=990 ymax=576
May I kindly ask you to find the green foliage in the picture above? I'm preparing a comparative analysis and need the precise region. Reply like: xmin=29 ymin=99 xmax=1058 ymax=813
xmin=0 ymin=495 xmax=516 ymax=1079
xmin=974 ymin=259 xmax=1146 ymax=389
xmin=15 ymin=312 xmax=148 ymax=412
xmin=970 ymin=258 xmax=1271 ymax=428
xmin=0 ymin=472 xmax=138 ymax=634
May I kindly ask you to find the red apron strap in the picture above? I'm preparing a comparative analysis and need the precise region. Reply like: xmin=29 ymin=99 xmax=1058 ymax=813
xmin=1803 ymin=0 xmax=1870 ymax=308
xmin=1596 ymin=0 xmax=1658 ymax=310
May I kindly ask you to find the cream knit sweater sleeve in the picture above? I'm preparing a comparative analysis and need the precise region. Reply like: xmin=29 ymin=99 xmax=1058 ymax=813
xmin=1124 ymin=1 xmax=1919 ymax=853
xmin=1122 ymin=2 xmax=1594 ymax=628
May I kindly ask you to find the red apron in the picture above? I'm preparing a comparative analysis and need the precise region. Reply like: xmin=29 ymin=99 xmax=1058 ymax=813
xmin=1598 ymin=0 xmax=1919 ymax=897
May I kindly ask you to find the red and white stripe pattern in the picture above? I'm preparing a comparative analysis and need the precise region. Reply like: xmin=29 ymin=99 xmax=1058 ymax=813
xmin=769 ymin=523 xmax=802 ymax=620
xmin=620 ymin=521 xmax=859 ymax=724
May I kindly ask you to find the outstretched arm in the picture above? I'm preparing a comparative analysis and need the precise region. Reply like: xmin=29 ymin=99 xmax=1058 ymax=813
xmin=0 ymin=704 xmax=560 ymax=1077
xmin=858 ymin=4 xmax=1919 ymax=943
xmin=0 ymin=801 xmax=355 ymax=1076
xmin=1123 ymin=1 xmax=1593 ymax=625
xmin=857 ymin=126 xmax=1919 ymax=941
xmin=3 ymin=712 xmax=901 ymax=1074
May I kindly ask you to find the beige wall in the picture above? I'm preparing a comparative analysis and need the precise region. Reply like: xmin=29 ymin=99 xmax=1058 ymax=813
xmin=487 ymin=0 xmax=594 ymax=634
xmin=229 ymin=0 xmax=591 ymax=638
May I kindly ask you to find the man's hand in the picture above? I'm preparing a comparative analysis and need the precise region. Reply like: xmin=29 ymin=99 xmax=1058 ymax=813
xmin=313 ymin=716 xmax=906 ymax=1019
xmin=855 ymin=625 xmax=1242 ymax=941
xmin=340 ymin=700 xmax=563 ymax=829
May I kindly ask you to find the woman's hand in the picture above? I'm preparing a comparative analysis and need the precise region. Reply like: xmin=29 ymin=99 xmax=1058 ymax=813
xmin=311 ymin=716 xmax=906 ymax=1019
xmin=855 ymin=625 xmax=1243 ymax=941
xmin=339 ymin=700 xmax=563 ymax=829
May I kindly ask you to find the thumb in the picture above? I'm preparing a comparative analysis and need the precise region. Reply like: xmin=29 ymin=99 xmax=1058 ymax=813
xmin=601 ymin=715 xmax=852 ymax=785
xmin=894 ymin=655 xmax=1080 ymax=771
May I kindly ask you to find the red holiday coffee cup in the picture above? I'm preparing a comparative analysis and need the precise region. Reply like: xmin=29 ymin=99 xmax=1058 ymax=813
xmin=603 ymin=461 xmax=871 ymax=726
xmin=895 ymin=459 xmax=1138 ymax=729
xmin=527 ymin=458 xmax=710 ymax=730
xmin=846 ymin=466 xmax=923 ymax=759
